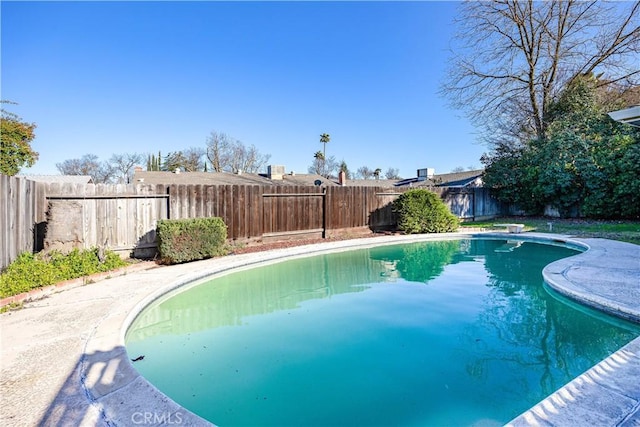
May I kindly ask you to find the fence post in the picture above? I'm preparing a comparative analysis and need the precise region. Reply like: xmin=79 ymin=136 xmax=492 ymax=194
xmin=322 ymin=187 xmax=327 ymax=238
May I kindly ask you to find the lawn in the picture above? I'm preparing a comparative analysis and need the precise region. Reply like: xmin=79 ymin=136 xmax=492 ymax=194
xmin=460 ymin=217 xmax=640 ymax=245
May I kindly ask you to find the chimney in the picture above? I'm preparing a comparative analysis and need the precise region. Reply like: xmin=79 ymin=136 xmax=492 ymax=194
xmin=417 ymin=168 xmax=435 ymax=181
xmin=338 ymin=170 xmax=347 ymax=186
xmin=268 ymin=165 xmax=285 ymax=180
xmin=134 ymin=166 xmax=144 ymax=182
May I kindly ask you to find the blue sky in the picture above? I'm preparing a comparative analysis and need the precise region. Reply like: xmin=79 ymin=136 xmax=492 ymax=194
xmin=2 ymin=1 xmax=485 ymax=179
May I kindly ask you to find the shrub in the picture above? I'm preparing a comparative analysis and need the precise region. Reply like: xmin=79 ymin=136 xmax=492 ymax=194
xmin=0 ymin=248 xmax=127 ymax=299
xmin=393 ymin=189 xmax=459 ymax=233
xmin=156 ymin=217 xmax=228 ymax=264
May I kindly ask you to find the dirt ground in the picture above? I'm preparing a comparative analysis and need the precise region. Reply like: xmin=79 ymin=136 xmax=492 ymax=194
xmin=228 ymin=230 xmax=396 ymax=255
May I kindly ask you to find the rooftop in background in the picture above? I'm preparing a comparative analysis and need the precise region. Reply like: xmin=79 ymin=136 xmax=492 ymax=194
xmin=132 ymin=167 xmax=484 ymax=189
xmin=132 ymin=170 xmax=340 ymax=187
xmin=396 ymin=169 xmax=484 ymax=188
xmin=18 ymin=175 xmax=94 ymax=184
xmin=608 ymin=105 xmax=640 ymax=128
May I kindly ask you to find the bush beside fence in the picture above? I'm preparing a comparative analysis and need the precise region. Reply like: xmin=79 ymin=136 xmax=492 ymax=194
xmin=156 ymin=217 xmax=228 ymax=264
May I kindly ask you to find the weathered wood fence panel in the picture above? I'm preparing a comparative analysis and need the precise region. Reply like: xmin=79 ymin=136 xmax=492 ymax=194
xmin=472 ymin=187 xmax=503 ymax=220
xmin=44 ymin=183 xmax=168 ymax=257
xmin=0 ymin=175 xmax=46 ymax=270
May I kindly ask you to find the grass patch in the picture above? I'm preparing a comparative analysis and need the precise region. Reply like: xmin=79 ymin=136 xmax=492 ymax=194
xmin=460 ymin=217 xmax=640 ymax=245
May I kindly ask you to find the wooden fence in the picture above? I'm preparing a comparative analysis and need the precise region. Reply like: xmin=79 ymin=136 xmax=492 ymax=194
xmin=43 ymin=182 xmax=169 ymax=258
xmin=166 ymin=185 xmax=408 ymax=240
xmin=1 ymin=178 xmax=504 ymax=268
xmin=0 ymin=175 xmax=47 ymax=270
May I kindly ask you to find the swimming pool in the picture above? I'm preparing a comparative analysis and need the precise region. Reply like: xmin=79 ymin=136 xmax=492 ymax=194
xmin=125 ymin=239 xmax=640 ymax=426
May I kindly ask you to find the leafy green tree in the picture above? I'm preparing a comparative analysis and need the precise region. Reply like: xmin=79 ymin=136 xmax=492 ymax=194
xmin=162 ymin=151 xmax=188 ymax=172
xmin=146 ymin=152 xmax=162 ymax=171
xmin=320 ymin=133 xmax=330 ymax=159
xmin=484 ymin=74 xmax=640 ymax=218
xmin=309 ymin=133 xmax=332 ymax=177
xmin=146 ymin=151 xmax=162 ymax=171
xmin=339 ymin=160 xmax=351 ymax=179
xmin=0 ymin=101 xmax=38 ymax=176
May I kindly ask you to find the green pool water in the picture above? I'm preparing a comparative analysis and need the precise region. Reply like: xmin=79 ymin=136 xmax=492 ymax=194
xmin=126 ymin=239 xmax=640 ymax=426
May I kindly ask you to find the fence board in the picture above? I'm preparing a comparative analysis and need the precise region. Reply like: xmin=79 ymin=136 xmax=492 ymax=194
xmin=0 ymin=175 xmax=40 ymax=269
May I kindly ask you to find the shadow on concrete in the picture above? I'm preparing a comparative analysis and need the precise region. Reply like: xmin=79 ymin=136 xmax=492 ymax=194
xmin=38 ymin=347 xmax=127 ymax=426
xmin=38 ymin=345 xmax=201 ymax=426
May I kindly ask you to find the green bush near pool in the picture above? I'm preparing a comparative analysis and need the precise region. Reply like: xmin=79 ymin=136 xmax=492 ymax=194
xmin=393 ymin=189 xmax=459 ymax=234
xmin=157 ymin=217 xmax=228 ymax=264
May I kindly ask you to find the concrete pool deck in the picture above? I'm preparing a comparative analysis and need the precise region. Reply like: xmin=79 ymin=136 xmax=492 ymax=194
xmin=0 ymin=232 xmax=638 ymax=426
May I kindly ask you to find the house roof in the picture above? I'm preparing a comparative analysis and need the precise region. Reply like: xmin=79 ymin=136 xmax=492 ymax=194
xmin=132 ymin=170 xmax=401 ymax=187
xmin=342 ymin=178 xmax=399 ymax=187
xmin=19 ymin=175 xmax=94 ymax=184
xmin=396 ymin=169 xmax=484 ymax=188
xmin=134 ymin=171 xmax=279 ymax=186
xmin=608 ymin=105 xmax=640 ymax=128
xmin=278 ymin=174 xmax=338 ymax=187
xmin=132 ymin=169 xmax=483 ymax=188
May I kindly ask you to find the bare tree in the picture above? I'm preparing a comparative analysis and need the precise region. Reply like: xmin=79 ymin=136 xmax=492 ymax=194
xmin=308 ymin=152 xmax=338 ymax=178
xmin=56 ymin=154 xmax=114 ymax=183
xmin=227 ymin=142 xmax=271 ymax=173
xmin=206 ymin=131 xmax=270 ymax=173
xmin=206 ymin=131 xmax=232 ymax=172
xmin=356 ymin=166 xmax=374 ymax=180
xmin=443 ymin=0 xmax=640 ymax=147
xmin=182 ymin=147 xmax=206 ymax=171
xmin=309 ymin=151 xmax=325 ymax=175
xmin=385 ymin=167 xmax=401 ymax=180
xmin=324 ymin=156 xmax=339 ymax=178
xmin=109 ymin=152 xmax=143 ymax=183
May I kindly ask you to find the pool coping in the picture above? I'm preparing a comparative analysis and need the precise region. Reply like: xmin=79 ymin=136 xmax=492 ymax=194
xmin=3 ymin=232 xmax=638 ymax=425
xmin=504 ymin=234 xmax=640 ymax=426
